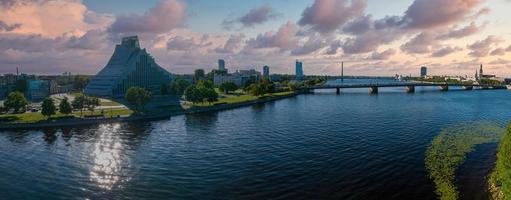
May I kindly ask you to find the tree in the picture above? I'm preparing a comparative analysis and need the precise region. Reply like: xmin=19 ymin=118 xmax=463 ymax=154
xmin=71 ymin=94 xmax=86 ymax=116
xmin=73 ymin=75 xmax=90 ymax=91
xmin=205 ymin=88 xmax=218 ymax=105
xmin=86 ymin=96 xmax=100 ymax=115
xmin=4 ymin=91 xmax=28 ymax=113
xmin=41 ymin=97 xmax=56 ymax=118
xmin=59 ymin=97 xmax=73 ymax=115
xmin=184 ymin=85 xmax=200 ymax=104
xmin=125 ymin=87 xmax=152 ymax=113
xmin=194 ymin=69 xmax=205 ymax=81
xmin=169 ymin=79 xmax=191 ymax=96
xmin=219 ymin=82 xmax=238 ymax=94
xmin=196 ymin=80 xmax=213 ymax=89
xmin=248 ymin=83 xmax=264 ymax=96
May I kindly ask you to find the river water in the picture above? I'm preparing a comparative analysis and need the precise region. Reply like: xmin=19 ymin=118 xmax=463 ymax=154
xmin=1 ymin=85 xmax=510 ymax=199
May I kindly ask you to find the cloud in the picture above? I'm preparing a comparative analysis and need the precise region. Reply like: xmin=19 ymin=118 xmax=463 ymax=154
xmin=223 ymin=5 xmax=279 ymax=29
xmin=468 ymin=35 xmax=503 ymax=57
xmin=166 ymin=36 xmax=201 ymax=51
xmin=0 ymin=0 xmax=96 ymax=37
xmin=342 ymin=15 xmax=372 ymax=34
xmin=490 ymin=48 xmax=506 ymax=56
xmin=245 ymin=21 xmax=298 ymax=51
xmin=370 ymin=49 xmax=397 ymax=60
xmin=403 ymin=0 xmax=485 ymax=29
xmin=431 ymin=46 xmax=462 ymax=57
xmin=401 ymin=32 xmax=437 ymax=54
xmin=436 ymin=22 xmax=484 ymax=40
xmin=215 ymin=34 xmax=245 ymax=54
xmin=299 ymin=0 xmax=366 ymax=33
xmin=66 ymin=29 xmax=109 ymax=50
xmin=0 ymin=20 xmax=21 ymax=32
xmin=108 ymin=0 xmax=186 ymax=36
xmin=291 ymin=36 xmax=327 ymax=55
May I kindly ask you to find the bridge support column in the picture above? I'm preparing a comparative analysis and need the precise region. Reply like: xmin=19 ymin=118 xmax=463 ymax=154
xmin=439 ymin=85 xmax=449 ymax=91
xmin=462 ymin=86 xmax=473 ymax=90
xmin=336 ymin=88 xmax=340 ymax=94
xmin=369 ymin=86 xmax=378 ymax=94
xmin=405 ymin=86 xmax=415 ymax=93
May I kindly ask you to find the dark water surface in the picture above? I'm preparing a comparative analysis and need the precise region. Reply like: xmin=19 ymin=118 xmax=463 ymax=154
xmin=1 ymin=88 xmax=511 ymax=199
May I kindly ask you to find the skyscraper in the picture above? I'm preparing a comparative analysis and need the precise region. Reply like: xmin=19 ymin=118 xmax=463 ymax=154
xmin=263 ymin=65 xmax=270 ymax=79
xmin=295 ymin=60 xmax=304 ymax=79
xmin=420 ymin=66 xmax=427 ymax=77
xmin=218 ymin=59 xmax=226 ymax=71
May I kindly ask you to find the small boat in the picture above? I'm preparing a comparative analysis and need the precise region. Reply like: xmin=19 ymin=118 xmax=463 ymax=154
xmin=507 ymin=85 xmax=511 ymax=90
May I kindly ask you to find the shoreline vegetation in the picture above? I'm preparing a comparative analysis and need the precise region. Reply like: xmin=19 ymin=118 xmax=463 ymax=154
xmin=0 ymin=90 xmax=300 ymax=129
xmin=425 ymin=122 xmax=505 ymax=200
xmin=489 ymin=124 xmax=511 ymax=200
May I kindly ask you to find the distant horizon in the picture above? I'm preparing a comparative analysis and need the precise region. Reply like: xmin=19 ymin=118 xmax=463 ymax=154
xmin=1 ymin=0 xmax=511 ymax=77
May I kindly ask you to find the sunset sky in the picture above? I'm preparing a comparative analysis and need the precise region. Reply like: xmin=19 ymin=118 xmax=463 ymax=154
xmin=1 ymin=0 xmax=511 ymax=77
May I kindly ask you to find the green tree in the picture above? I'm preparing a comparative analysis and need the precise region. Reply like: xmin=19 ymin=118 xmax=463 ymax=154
xmin=59 ymin=97 xmax=73 ymax=115
xmin=73 ymin=75 xmax=90 ymax=91
xmin=169 ymin=79 xmax=191 ymax=96
xmin=86 ymin=96 xmax=100 ymax=115
xmin=194 ymin=69 xmax=205 ymax=81
xmin=196 ymin=79 xmax=213 ymax=89
xmin=287 ymin=82 xmax=298 ymax=91
xmin=125 ymin=87 xmax=152 ymax=113
xmin=41 ymin=97 xmax=56 ymax=118
xmin=248 ymin=83 xmax=264 ymax=96
xmin=184 ymin=85 xmax=200 ymax=104
xmin=205 ymin=88 xmax=218 ymax=105
xmin=219 ymin=82 xmax=238 ymax=94
xmin=4 ymin=91 xmax=28 ymax=113
xmin=71 ymin=94 xmax=86 ymax=116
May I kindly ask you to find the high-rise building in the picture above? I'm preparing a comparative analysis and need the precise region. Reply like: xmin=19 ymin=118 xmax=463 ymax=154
xmin=295 ymin=60 xmax=304 ymax=78
xmin=263 ymin=65 xmax=270 ymax=79
xmin=85 ymin=36 xmax=173 ymax=98
xmin=218 ymin=59 xmax=226 ymax=71
xmin=420 ymin=66 xmax=427 ymax=77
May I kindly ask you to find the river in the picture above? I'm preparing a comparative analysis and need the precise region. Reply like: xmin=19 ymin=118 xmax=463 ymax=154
xmin=1 ymin=85 xmax=510 ymax=199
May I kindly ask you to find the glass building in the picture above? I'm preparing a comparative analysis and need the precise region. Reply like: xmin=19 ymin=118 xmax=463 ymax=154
xmin=85 ymin=36 xmax=173 ymax=98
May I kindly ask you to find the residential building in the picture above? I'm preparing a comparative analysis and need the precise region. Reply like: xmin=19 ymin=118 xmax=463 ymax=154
xmin=85 ymin=36 xmax=173 ymax=98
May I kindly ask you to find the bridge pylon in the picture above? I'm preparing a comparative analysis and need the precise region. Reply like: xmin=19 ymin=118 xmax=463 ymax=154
xmin=369 ymin=86 xmax=378 ymax=94
xmin=405 ymin=86 xmax=415 ymax=93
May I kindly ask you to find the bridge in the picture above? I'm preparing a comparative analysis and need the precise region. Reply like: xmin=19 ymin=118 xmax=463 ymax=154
xmin=304 ymin=82 xmax=506 ymax=94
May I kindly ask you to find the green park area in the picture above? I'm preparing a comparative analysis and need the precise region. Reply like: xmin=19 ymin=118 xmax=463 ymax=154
xmin=0 ymin=109 xmax=133 ymax=124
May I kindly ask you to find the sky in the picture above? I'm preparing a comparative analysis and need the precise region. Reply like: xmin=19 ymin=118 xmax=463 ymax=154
xmin=1 ymin=0 xmax=511 ymax=77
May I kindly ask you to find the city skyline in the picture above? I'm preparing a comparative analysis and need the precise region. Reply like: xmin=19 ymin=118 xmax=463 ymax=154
xmin=1 ymin=0 xmax=511 ymax=76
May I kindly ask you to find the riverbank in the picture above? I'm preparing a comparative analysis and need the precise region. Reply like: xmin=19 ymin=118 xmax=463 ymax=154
xmin=489 ymin=124 xmax=511 ymax=200
xmin=0 ymin=91 xmax=300 ymax=130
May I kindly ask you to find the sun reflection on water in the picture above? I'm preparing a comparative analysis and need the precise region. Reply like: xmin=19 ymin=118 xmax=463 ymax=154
xmin=89 ymin=123 xmax=129 ymax=190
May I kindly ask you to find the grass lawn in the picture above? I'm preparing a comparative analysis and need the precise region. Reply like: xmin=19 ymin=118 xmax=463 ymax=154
xmin=0 ymin=109 xmax=133 ymax=124
xmin=100 ymin=100 xmax=122 ymax=106
xmin=193 ymin=91 xmax=296 ymax=107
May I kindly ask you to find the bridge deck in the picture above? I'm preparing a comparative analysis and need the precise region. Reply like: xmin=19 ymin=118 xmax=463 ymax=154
xmin=307 ymin=83 xmax=497 ymax=89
